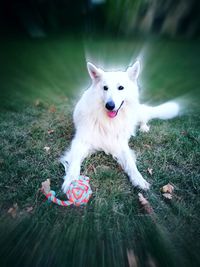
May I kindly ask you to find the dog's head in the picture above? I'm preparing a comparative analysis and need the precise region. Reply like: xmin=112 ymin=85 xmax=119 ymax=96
xmin=87 ymin=61 xmax=140 ymax=118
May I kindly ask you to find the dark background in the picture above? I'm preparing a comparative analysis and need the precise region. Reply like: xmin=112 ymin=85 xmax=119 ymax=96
xmin=0 ymin=0 xmax=200 ymax=38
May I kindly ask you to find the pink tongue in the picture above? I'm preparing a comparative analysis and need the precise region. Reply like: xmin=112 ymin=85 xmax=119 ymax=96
xmin=107 ymin=111 xmax=117 ymax=118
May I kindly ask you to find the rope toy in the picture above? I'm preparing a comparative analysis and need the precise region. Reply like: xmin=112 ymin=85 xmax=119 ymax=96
xmin=41 ymin=175 xmax=92 ymax=206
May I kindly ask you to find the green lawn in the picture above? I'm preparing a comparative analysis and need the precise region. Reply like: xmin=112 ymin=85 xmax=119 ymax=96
xmin=0 ymin=35 xmax=200 ymax=267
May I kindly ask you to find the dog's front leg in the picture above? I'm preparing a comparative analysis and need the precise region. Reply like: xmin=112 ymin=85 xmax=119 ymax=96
xmin=60 ymin=138 xmax=91 ymax=193
xmin=115 ymin=146 xmax=150 ymax=190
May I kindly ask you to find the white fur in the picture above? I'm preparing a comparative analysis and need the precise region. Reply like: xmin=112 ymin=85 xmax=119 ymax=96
xmin=60 ymin=62 xmax=179 ymax=192
xmin=138 ymin=101 xmax=179 ymax=132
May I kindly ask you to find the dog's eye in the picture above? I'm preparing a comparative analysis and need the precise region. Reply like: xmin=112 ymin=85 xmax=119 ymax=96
xmin=103 ymin=86 xmax=108 ymax=91
xmin=118 ymin=85 xmax=124 ymax=90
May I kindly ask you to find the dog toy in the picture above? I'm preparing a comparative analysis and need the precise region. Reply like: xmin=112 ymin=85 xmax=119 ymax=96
xmin=41 ymin=175 xmax=92 ymax=206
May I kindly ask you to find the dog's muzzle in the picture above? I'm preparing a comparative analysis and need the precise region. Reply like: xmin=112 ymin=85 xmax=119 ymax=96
xmin=105 ymin=101 xmax=115 ymax=111
xmin=106 ymin=101 xmax=124 ymax=118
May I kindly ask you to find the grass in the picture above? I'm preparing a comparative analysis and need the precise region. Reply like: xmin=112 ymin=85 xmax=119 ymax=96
xmin=0 ymin=34 xmax=200 ymax=267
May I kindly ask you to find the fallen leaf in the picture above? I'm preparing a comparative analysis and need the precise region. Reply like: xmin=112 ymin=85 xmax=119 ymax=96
xmin=41 ymin=179 xmax=51 ymax=194
xmin=147 ymin=168 xmax=153 ymax=176
xmin=162 ymin=193 xmax=173 ymax=199
xmin=47 ymin=129 xmax=54 ymax=134
xmin=26 ymin=206 xmax=34 ymax=213
xmin=49 ymin=105 xmax=56 ymax=113
xmin=138 ymin=193 xmax=148 ymax=205
xmin=160 ymin=183 xmax=174 ymax=200
xmin=138 ymin=193 xmax=154 ymax=214
xmin=7 ymin=203 xmax=18 ymax=218
xmin=160 ymin=183 xmax=174 ymax=194
xmin=44 ymin=146 xmax=50 ymax=152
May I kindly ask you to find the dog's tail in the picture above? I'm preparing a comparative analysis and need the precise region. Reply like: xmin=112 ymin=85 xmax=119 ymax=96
xmin=139 ymin=101 xmax=180 ymax=122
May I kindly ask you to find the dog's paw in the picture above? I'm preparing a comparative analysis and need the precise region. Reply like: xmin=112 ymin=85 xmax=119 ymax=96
xmin=139 ymin=180 xmax=150 ymax=191
xmin=139 ymin=124 xmax=150 ymax=133
xmin=132 ymin=177 xmax=150 ymax=191
xmin=62 ymin=178 xmax=72 ymax=193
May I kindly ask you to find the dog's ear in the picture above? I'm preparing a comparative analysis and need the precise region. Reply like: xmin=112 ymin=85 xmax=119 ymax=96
xmin=87 ymin=62 xmax=103 ymax=81
xmin=127 ymin=61 xmax=140 ymax=80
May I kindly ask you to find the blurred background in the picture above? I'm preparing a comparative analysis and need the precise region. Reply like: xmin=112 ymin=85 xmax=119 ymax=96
xmin=0 ymin=0 xmax=200 ymax=108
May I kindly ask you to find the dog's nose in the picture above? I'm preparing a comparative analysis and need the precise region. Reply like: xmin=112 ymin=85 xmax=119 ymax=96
xmin=105 ymin=101 xmax=115 ymax=111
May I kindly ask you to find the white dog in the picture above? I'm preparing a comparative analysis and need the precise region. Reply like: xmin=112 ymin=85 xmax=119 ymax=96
xmin=61 ymin=61 xmax=179 ymax=192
